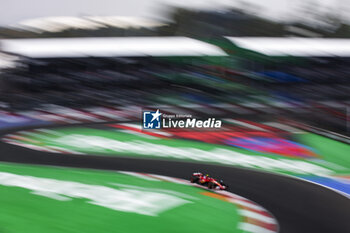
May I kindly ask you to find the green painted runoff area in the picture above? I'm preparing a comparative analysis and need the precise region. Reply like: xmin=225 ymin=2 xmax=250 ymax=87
xmin=11 ymin=127 xmax=350 ymax=177
xmin=0 ymin=162 xmax=242 ymax=233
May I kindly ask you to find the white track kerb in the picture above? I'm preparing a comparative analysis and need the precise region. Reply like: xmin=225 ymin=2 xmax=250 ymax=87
xmin=123 ymin=172 xmax=279 ymax=233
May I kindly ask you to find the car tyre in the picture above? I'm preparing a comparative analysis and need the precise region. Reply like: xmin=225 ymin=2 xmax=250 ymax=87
xmin=208 ymin=182 xmax=216 ymax=189
xmin=191 ymin=176 xmax=199 ymax=183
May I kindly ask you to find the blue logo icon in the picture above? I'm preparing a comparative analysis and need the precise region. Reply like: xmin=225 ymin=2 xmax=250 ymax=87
xmin=143 ymin=109 xmax=162 ymax=129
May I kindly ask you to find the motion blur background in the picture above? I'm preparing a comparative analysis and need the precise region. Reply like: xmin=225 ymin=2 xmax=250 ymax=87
xmin=0 ymin=2 xmax=350 ymax=233
xmin=0 ymin=0 xmax=350 ymax=136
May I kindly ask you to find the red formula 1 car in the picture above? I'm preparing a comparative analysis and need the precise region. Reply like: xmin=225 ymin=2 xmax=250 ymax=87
xmin=190 ymin=172 xmax=228 ymax=190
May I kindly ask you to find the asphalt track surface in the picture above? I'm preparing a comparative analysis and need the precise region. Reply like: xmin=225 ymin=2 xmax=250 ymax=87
xmin=0 ymin=126 xmax=349 ymax=233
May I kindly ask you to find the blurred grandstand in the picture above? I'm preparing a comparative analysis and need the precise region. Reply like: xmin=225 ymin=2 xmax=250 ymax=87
xmin=0 ymin=7 xmax=349 ymax=137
